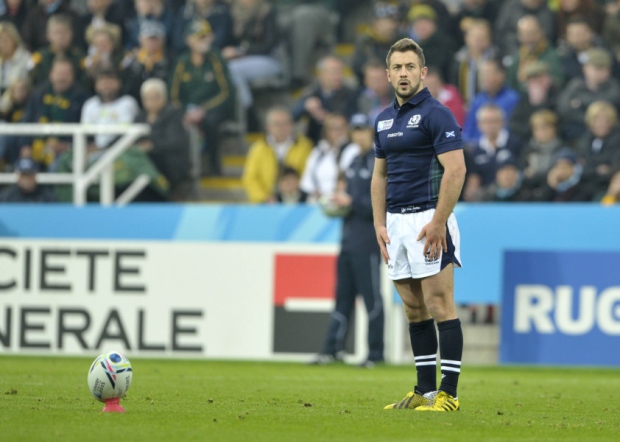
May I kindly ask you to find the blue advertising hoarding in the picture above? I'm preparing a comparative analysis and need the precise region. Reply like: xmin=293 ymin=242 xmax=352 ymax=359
xmin=501 ymin=251 xmax=620 ymax=366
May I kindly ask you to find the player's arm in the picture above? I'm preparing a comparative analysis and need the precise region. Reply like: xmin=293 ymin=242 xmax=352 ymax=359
xmin=417 ymin=149 xmax=466 ymax=257
xmin=371 ymin=157 xmax=390 ymax=263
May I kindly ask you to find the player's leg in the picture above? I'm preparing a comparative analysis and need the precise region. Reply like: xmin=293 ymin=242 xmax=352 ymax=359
xmin=416 ymin=265 xmax=462 ymax=411
xmin=311 ymin=252 xmax=356 ymax=364
xmin=352 ymin=251 xmax=384 ymax=366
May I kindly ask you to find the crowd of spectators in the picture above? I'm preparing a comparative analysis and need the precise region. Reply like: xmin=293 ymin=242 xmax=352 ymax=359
xmin=1 ymin=0 xmax=620 ymax=205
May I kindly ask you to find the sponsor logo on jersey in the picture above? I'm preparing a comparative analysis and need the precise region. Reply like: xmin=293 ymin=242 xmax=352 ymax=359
xmin=377 ymin=119 xmax=393 ymax=131
xmin=387 ymin=132 xmax=403 ymax=138
xmin=407 ymin=115 xmax=421 ymax=128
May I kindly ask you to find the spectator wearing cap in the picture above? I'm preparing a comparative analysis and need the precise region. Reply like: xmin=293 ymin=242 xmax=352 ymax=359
xmin=574 ymin=100 xmax=620 ymax=196
xmin=30 ymin=14 xmax=86 ymax=88
xmin=519 ymin=109 xmax=567 ymax=182
xmin=309 ymin=111 xmax=384 ymax=368
xmin=351 ymin=2 xmax=403 ymax=86
xmin=121 ymin=20 xmax=170 ymax=103
xmin=83 ymin=23 xmax=124 ymax=86
xmin=494 ymin=0 xmax=556 ymax=58
xmin=557 ymin=48 xmax=620 ymax=141
xmin=355 ymin=58 xmax=394 ymax=127
xmin=221 ymin=0 xmax=282 ymax=110
xmin=462 ymin=57 xmax=520 ymax=142
xmin=170 ymin=19 xmax=235 ymax=176
xmin=449 ymin=18 xmax=497 ymax=107
xmin=125 ymin=0 xmax=176 ymax=52
xmin=407 ymin=4 xmax=456 ymax=82
xmin=0 ymin=157 xmax=57 ymax=203
xmin=81 ymin=0 xmax=126 ymax=50
xmin=481 ymin=156 xmax=535 ymax=202
xmin=174 ymin=0 xmax=233 ymax=53
xmin=0 ymin=21 xmax=31 ymax=96
xmin=558 ymin=17 xmax=619 ymax=82
xmin=508 ymin=61 xmax=559 ymax=141
xmin=21 ymin=57 xmax=90 ymax=168
xmin=80 ymin=68 xmax=139 ymax=151
xmin=463 ymin=104 xmax=523 ymax=202
xmin=535 ymin=148 xmax=596 ymax=202
xmin=134 ymin=78 xmax=191 ymax=202
xmin=242 ymin=105 xmax=313 ymax=203
xmin=21 ymin=0 xmax=82 ymax=52
xmin=505 ymin=15 xmax=564 ymax=93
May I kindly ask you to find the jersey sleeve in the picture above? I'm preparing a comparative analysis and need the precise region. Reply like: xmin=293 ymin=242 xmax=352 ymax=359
xmin=427 ymin=104 xmax=464 ymax=155
xmin=373 ymin=122 xmax=385 ymax=158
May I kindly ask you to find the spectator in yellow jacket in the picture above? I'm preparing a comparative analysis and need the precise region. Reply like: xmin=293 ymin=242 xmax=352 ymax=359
xmin=242 ymin=106 xmax=313 ymax=203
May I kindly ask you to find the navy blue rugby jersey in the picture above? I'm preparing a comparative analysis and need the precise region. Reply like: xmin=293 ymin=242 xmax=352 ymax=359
xmin=374 ymin=87 xmax=464 ymax=213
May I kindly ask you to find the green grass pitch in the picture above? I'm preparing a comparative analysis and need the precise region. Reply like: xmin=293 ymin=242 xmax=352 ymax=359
xmin=1 ymin=356 xmax=619 ymax=441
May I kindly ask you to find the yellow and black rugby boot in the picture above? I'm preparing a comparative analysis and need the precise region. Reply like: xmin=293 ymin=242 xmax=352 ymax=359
xmin=415 ymin=390 xmax=460 ymax=411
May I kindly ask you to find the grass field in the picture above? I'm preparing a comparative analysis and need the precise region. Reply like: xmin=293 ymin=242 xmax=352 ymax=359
xmin=1 ymin=356 xmax=619 ymax=442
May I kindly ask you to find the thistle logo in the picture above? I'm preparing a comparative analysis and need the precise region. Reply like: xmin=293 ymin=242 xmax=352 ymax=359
xmin=407 ymin=115 xmax=421 ymax=128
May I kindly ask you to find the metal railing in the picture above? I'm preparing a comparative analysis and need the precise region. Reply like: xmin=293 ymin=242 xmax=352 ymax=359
xmin=0 ymin=123 xmax=150 ymax=206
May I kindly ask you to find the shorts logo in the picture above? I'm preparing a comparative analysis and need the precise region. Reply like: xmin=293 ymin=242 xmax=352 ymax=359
xmin=424 ymin=251 xmax=439 ymax=264
xmin=407 ymin=115 xmax=421 ymax=128
xmin=377 ymin=119 xmax=393 ymax=132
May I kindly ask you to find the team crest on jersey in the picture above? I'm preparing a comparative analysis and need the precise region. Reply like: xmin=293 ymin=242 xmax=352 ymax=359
xmin=377 ymin=119 xmax=393 ymax=131
xmin=407 ymin=115 xmax=421 ymax=128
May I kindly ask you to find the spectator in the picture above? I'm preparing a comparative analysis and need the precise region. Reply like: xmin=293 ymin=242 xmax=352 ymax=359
xmin=125 ymin=0 xmax=176 ymax=52
xmin=292 ymin=55 xmax=357 ymax=144
xmin=0 ymin=157 xmax=57 ymax=202
xmin=355 ymin=58 xmax=394 ymax=126
xmin=424 ymin=66 xmax=466 ymax=127
xmin=121 ymin=20 xmax=170 ymax=103
xmin=242 ymin=105 xmax=313 ymax=203
xmin=278 ymin=0 xmax=336 ymax=90
xmin=557 ymin=48 xmax=620 ymax=140
xmin=494 ymin=0 xmax=556 ymax=58
xmin=80 ymin=69 xmax=139 ymax=150
xmin=135 ymin=78 xmax=191 ymax=201
xmin=22 ymin=57 xmax=90 ymax=167
xmin=535 ymin=149 xmax=595 ymax=202
xmin=222 ymin=0 xmax=282 ymax=110
xmin=508 ymin=61 xmax=559 ymax=141
xmin=558 ymin=17 xmax=619 ymax=82
xmin=84 ymin=23 xmax=124 ymax=85
xmin=0 ymin=21 xmax=31 ymax=96
xmin=556 ymin=0 xmax=605 ymax=43
xmin=404 ymin=0 xmax=452 ymax=32
xmin=450 ymin=0 xmax=500 ymax=48
xmin=0 ymin=0 xmax=28 ymax=32
xmin=175 ymin=0 xmax=233 ymax=52
xmin=462 ymin=57 xmax=520 ymax=142
xmin=574 ymin=100 xmax=620 ymax=197
xmin=21 ymin=0 xmax=82 ymax=52
xmin=407 ymin=4 xmax=456 ymax=82
xmin=481 ymin=156 xmax=535 ymax=202
xmin=274 ymin=166 xmax=307 ymax=203
xmin=449 ymin=18 xmax=497 ymax=107
xmin=30 ymin=14 xmax=85 ymax=88
xmin=81 ymin=0 xmax=126 ymax=49
xmin=603 ymin=0 xmax=620 ymax=64
xmin=463 ymin=104 xmax=523 ymax=201
xmin=600 ymin=168 xmax=620 ymax=205
xmin=0 ymin=77 xmax=30 ymax=166
xmin=351 ymin=2 xmax=402 ymax=85
xmin=299 ymin=113 xmax=359 ymax=202
xmin=520 ymin=109 xmax=566 ymax=181
xmin=505 ymin=15 xmax=564 ymax=93
xmin=170 ymin=19 xmax=235 ymax=176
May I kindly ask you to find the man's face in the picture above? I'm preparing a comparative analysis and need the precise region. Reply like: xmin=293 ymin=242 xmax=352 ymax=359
xmin=186 ymin=33 xmax=213 ymax=54
xmin=531 ymin=120 xmax=556 ymax=143
xmin=50 ymin=62 xmax=74 ymax=93
xmin=364 ymin=66 xmax=390 ymax=96
xmin=555 ymin=159 xmax=575 ymax=182
xmin=88 ymin=0 xmax=111 ymax=14
xmin=142 ymin=88 xmax=166 ymax=114
xmin=589 ymin=112 xmax=615 ymax=138
xmin=479 ymin=62 xmax=504 ymax=94
xmin=387 ymin=50 xmax=426 ymax=101
xmin=373 ymin=17 xmax=398 ymax=40
xmin=351 ymin=128 xmax=374 ymax=151
xmin=517 ymin=18 xmax=542 ymax=47
xmin=318 ymin=58 xmax=343 ymax=91
xmin=465 ymin=24 xmax=490 ymax=53
xmin=47 ymin=22 xmax=73 ymax=50
xmin=266 ymin=111 xmax=293 ymax=143
xmin=140 ymin=35 xmax=164 ymax=53
xmin=95 ymin=76 xmax=120 ymax=101
xmin=584 ymin=64 xmax=610 ymax=86
xmin=496 ymin=165 xmax=519 ymax=189
xmin=566 ymin=23 xmax=592 ymax=52
xmin=477 ymin=108 xmax=503 ymax=138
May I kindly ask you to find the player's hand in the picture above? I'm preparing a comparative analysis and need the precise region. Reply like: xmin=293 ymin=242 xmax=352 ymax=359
xmin=417 ymin=220 xmax=447 ymax=260
xmin=375 ymin=226 xmax=390 ymax=264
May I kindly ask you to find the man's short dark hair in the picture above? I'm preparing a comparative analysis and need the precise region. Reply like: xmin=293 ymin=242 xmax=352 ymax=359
xmin=386 ymin=38 xmax=425 ymax=68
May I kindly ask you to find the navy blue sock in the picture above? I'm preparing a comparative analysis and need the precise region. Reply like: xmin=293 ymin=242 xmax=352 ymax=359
xmin=437 ymin=318 xmax=463 ymax=398
xmin=409 ymin=319 xmax=437 ymax=394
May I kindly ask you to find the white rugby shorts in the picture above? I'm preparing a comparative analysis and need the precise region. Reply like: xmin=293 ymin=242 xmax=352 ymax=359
xmin=385 ymin=209 xmax=462 ymax=280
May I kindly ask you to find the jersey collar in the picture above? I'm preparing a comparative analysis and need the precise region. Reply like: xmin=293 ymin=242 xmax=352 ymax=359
xmin=393 ymin=87 xmax=431 ymax=109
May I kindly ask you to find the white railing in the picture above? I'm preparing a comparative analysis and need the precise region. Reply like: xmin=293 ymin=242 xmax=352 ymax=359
xmin=0 ymin=123 xmax=150 ymax=206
